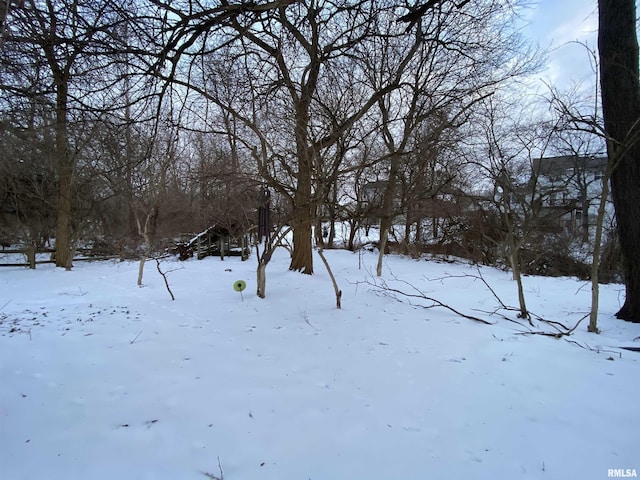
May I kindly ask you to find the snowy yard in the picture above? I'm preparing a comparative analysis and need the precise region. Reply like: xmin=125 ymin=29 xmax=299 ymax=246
xmin=1 ymin=249 xmax=639 ymax=479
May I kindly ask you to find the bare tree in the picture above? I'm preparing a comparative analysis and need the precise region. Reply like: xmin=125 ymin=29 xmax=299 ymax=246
xmin=1 ymin=0 xmax=132 ymax=267
xmin=546 ymin=53 xmax=618 ymax=334
xmin=365 ymin=0 xmax=538 ymax=276
xmin=0 ymin=0 xmax=12 ymax=49
xmin=395 ymin=114 xmax=463 ymax=254
xmin=133 ymin=120 xmax=181 ymax=286
xmin=465 ymin=96 xmax=565 ymax=319
xmin=0 ymin=96 xmax=58 ymax=246
xmin=154 ymin=1 xmax=432 ymax=276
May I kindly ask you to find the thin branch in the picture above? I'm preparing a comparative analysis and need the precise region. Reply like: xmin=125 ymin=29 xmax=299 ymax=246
xmin=317 ymin=247 xmax=342 ymax=309
xmin=376 ymin=268 xmax=587 ymax=336
xmin=363 ymin=277 xmax=495 ymax=325
xmin=155 ymin=257 xmax=175 ymax=300
xmin=563 ymin=339 xmax=622 ymax=358
xmin=202 ymin=456 xmax=224 ymax=480
xmin=129 ymin=330 xmax=143 ymax=344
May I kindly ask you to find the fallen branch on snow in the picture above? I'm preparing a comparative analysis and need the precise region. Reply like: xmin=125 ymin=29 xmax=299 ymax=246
xmin=468 ymin=267 xmax=588 ymax=336
xmin=563 ymin=339 xmax=622 ymax=358
xmin=363 ymin=267 xmax=589 ymax=337
xmin=362 ymin=276 xmax=495 ymax=325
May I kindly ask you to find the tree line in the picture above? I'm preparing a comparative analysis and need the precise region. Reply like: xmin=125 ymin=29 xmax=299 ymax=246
xmin=1 ymin=0 xmax=638 ymax=322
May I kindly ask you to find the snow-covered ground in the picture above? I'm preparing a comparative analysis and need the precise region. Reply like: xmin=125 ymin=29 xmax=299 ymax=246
xmin=1 ymin=248 xmax=638 ymax=480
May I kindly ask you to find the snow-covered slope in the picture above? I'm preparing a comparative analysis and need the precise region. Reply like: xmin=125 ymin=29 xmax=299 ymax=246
xmin=1 ymin=249 xmax=638 ymax=479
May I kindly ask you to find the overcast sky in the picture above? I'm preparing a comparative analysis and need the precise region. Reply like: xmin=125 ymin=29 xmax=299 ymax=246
xmin=522 ymin=0 xmax=599 ymax=93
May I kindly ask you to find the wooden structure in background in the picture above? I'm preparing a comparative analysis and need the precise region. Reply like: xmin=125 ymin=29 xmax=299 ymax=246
xmin=176 ymin=225 xmax=250 ymax=261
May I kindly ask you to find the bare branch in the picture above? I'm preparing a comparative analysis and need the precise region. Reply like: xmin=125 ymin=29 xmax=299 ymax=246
xmin=363 ymin=276 xmax=495 ymax=325
xmin=317 ymin=247 xmax=342 ymax=309
xmin=154 ymin=257 xmax=175 ymax=301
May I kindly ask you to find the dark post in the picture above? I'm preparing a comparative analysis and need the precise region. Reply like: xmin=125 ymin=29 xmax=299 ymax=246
xmin=27 ymin=245 xmax=36 ymax=269
xmin=258 ymin=187 xmax=271 ymax=244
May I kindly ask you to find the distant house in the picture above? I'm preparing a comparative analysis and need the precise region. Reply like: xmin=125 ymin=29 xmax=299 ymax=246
xmin=360 ymin=180 xmax=389 ymax=208
xmin=530 ymin=155 xmax=608 ymax=232
xmin=355 ymin=155 xmax=610 ymax=242
xmin=359 ymin=180 xmax=403 ymax=223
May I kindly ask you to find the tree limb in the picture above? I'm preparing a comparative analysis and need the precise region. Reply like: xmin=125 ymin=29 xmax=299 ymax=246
xmin=317 ymin=247 xmax=342 ymax=309
xmin=363 ymin=276 xmax=494 ymax=325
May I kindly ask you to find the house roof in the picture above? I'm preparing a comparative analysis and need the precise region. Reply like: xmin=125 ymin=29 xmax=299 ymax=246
xmin=362 ymin=180 xmax=389 ymax=190
xmin=532 ymin=155 xmax=607 ymax=177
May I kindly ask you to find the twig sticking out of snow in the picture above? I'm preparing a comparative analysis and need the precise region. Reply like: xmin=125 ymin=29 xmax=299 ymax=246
xmin=129 ymin=330 xmax=143 ymax=345
xmin=317 ymin=247 xmax=342 ymax=309
xmin=154 ymin=257 xmax=176 ymax=301
xmin=202 ymin=456 xmax=224 ymax=480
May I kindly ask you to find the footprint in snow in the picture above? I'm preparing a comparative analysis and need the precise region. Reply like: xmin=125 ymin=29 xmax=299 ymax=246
xmin=446 ymin=356 xmax=466 ymax=363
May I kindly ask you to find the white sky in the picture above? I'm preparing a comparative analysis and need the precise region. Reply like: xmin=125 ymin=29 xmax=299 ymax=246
xmin=522 ymin=0 xmax=600 ymax=92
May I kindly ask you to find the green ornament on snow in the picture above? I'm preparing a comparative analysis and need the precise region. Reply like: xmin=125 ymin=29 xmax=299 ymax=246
xmin=233 ymin=280 xmax=247 ymax=292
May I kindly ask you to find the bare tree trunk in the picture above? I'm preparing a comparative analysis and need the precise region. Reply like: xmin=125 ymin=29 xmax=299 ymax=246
xmin=416 ymin=218 xmax=423 ymax=244
xmin=256 ymin=260 xmax=267 ymax=298
xmin=377 ymin=161 xmax=400 ymax=276
xmin=404 ymin=208 xmax=412 ymax=251
xmin=290 ymin=214 xmax=314 ymax=274
xmin=502 ymin=198 xmax=528 ymax=319
xmin=289 ymin=162 xmax=313 ymax=275
xmin=510 ymin=246 xmax=528 ymax=319
xmin=256 ymin=227 xmax=291 ymax=299
xmin=137 ymin=255 xmax=147 ymax=287
xmin=581 ymin=197 xmax=590 ymax=243
xmin=136 ymin=207 xmax=158 ymax=287
xmin=327 ymin=180 xmax=338 ymax=248
xmin=314 ymin=216 xmax=324 ymax=248
xmin=347 ymin=219 xmax=358 ymax=251
xmin=598 ymin=0 xmax=640 ymax=322
xmin=136 ymin=210 xmax=155 ymax=286
xmin=289 ymin=132 xmax=315 ymax=274
xmin=54 ymin=82 xmax=73 ymax=269
xmin=328 ymin=219 xmax=336 ymax=249
xmin=55 ymin=164 xmax=73 ymax=269
xmin=589 ymin=164 xmax=612 ymax=333
xmin=377 ymin=221 xmax=390 ymax=276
